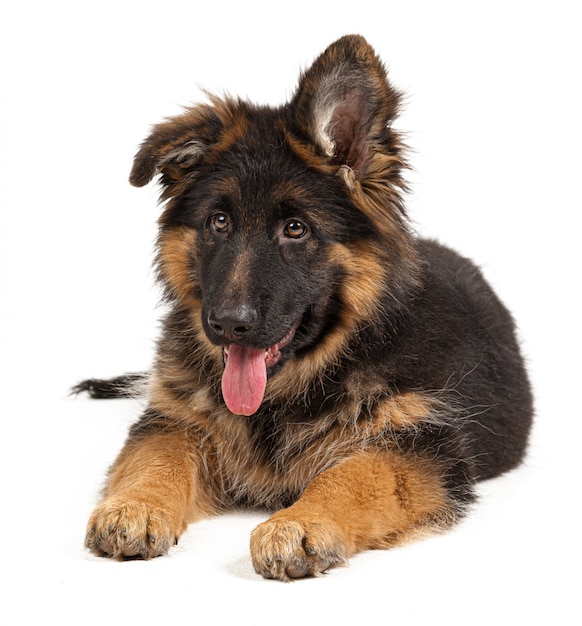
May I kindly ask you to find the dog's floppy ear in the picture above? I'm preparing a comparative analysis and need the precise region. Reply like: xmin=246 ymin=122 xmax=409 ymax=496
xmin=291 ymin=35 xmax=401 ymax=179
xmin=129 ymin=105 xmax=222 ymax=188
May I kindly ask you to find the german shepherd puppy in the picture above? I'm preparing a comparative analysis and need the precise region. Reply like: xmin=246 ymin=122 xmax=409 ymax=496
xmin=78 ymin=35 xmax=533 ymax=581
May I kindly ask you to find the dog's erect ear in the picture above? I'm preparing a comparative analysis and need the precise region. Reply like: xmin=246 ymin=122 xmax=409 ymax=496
xmin=129 ymin=105 xmax=222 ymax=188
xmin=291 ymin=35 xmax=401 ymax=178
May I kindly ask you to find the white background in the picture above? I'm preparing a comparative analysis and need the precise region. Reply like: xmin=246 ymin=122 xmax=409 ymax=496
xmin=1 ymin=1 xmax=580 ymax=623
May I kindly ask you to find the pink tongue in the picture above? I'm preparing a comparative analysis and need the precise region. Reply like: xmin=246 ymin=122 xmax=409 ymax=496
xmin=221 ymin=344 xmax=267 ymax=416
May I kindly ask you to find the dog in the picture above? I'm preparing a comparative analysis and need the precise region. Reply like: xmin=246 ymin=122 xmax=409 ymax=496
xmin=76 ymin=35 xmax=533 ymax=581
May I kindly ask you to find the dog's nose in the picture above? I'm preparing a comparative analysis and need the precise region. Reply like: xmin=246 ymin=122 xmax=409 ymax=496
xmin=207 ymin=304 xmax=258 ymax=342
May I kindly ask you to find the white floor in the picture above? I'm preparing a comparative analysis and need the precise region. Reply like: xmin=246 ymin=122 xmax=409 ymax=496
xmin=2 ymin=2 xmax=580 ymax=624
xmin=4 ymin=388 xmax=575 ymax=624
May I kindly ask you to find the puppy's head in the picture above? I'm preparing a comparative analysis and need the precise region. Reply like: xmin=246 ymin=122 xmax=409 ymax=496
xmin=131 ymin=35 xmax=416 ymax=415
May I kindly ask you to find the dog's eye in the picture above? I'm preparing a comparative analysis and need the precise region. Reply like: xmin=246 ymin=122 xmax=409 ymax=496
xmin=211 ymin=213 xmax=230 ymax=233
xmin=284 ymin=220 xmax=308 ymax=239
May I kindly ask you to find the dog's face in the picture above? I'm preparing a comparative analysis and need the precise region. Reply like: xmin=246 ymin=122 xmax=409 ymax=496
xmin=167 ymin=122 xmax=361 ymax=415
xmin=130 ymin=36 xmax=416 ymax=415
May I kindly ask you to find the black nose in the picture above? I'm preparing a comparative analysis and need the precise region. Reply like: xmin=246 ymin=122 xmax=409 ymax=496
xmin=207 ymin=304 xmax=258 ymax=342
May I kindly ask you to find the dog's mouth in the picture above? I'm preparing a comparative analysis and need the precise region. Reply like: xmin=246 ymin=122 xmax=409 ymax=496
xmin=221 ymin=320 xmax=300 ymax=416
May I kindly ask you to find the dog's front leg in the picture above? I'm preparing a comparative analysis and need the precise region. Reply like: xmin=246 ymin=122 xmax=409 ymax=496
xmin=85 ymin=424 xmax=213 ymax=559
xmin=250 ymin=450 xmax=456 ymax=581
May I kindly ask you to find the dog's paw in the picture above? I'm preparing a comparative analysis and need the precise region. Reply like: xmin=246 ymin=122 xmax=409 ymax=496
xmin=85 ymin=499 xmax=181 ymax=559
xmin=250 ymin=516 xmax=350 ymax=581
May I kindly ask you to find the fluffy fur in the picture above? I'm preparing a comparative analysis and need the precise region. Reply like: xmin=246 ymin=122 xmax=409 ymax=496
xmin=77 ymin=35 xmax=533 ymax=581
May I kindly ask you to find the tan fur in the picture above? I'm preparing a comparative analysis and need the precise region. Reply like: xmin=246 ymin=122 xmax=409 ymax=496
xmin=157 ymin=225 xmax=200 ymax=307
xmin=379 ymin=392 xmax=433 ymax=429
xmin=85 ymin=430 xmax=217 ymax=559
xmin=250 ymin=450 xmax=450 ymax=580
xmin=284 ymin=132 xmax=339 ymax=175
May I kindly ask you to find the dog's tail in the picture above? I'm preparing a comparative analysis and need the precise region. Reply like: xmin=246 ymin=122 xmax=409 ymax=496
xmin=71 ymin=373 xmax=148 ymax=399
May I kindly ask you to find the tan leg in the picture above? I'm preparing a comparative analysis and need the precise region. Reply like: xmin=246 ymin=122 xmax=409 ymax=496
xmin=86 ymin=429 xmax=214 ymax=559
xmin=250 ymin=450 xmax=451 ymax=580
